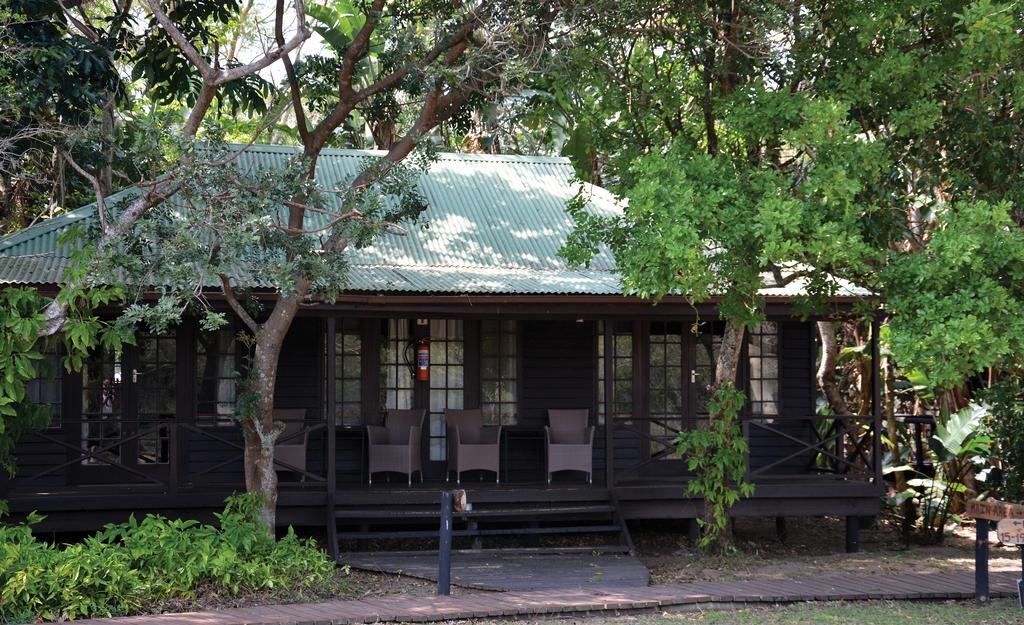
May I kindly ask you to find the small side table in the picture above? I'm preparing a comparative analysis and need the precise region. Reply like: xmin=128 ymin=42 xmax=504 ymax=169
xmin=501 ymin=427 xmax=546 ymax=483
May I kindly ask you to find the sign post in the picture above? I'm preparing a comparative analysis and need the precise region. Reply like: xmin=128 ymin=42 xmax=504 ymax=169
xmin=437 ymin=489 xmax=468 ymax=597
xmin=977 ymin=518 xmax=990 ymax=604
xmin=967 ymin=499 xmax=1024 ymax=606
xmin=996 ymin=518 xmax=1024 ymax=607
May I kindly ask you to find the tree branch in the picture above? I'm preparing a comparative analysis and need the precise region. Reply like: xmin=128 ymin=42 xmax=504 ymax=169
xmin=144 ymin=0 xmax=216 ymax=80
xmin=61 ymin=151 xmax=108 ymax=234
xmin=144 ymin=0 xmax=310 ymax=87
xmin=275 ymin=0 xmax=310 ymax=145
xmin=338 ymin=0 xmax=387 ymax=101
xmin=219 ymin=274 xmax=260 ymax=333
xmin=219 ymin=0 xmax=309 ymax=85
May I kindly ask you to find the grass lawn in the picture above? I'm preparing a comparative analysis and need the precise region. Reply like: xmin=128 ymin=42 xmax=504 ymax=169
xmin=451 ymin=599 xmax=1024 ymax=625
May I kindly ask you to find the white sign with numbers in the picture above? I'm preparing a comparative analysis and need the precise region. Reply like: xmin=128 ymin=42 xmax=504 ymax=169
xmin=996 ymin=518 xmax=1024 ymax=545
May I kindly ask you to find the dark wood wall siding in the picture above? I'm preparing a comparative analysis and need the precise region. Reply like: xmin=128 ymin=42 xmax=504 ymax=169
xmin=8 ymin=366 xmax=81 ymax=492
xmin=186 ymin=319 xmax=325 ymax=486
xmin=747 ymin=320 xmax=816 ymax=474
xmin=8 ymin=429 xmax=67 ymax=490
xmin=516 ymin=320 xmax=597 ymax=482
xmin=1 ymin=314 xmax=828 ymax=501
xmin=276 ymin=317 xmax=326 ymax=477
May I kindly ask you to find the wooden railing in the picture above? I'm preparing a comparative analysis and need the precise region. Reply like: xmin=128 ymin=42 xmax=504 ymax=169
xmin=741 ymin=414 xmax=880 ymax=483
xmin=8 ymin=418 xmax=330 ymax=495
xmin=609 ymin=413 xmax=881 ymax=485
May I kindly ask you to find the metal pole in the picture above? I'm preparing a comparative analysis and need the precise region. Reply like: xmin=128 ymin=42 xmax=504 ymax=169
xmin=438 ymin=490 xmax=453 ymax=596
xmin=976 ymin=518 xmax=990 ymax=604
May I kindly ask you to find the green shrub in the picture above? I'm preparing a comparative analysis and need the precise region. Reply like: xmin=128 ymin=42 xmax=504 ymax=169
xmin=0 ymin=494 xmax=336 ymax=623
xmin=675 ymin=382 xmax=755 ymax=552
xmin=982 ymin=379 xmax=1024 ymax=503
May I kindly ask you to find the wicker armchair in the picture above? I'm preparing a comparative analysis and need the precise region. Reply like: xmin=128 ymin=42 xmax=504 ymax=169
xmin=367 ymin=409 xmax=426 ymax=485
xmin=445 ymin=408 xmax=502 ymax=484
xmin=545 ymin=408 xmax=594 ymax=484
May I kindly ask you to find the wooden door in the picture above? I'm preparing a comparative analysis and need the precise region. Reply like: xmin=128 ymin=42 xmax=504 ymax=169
xmin=69 ymin=331 xmax=176 ymax=485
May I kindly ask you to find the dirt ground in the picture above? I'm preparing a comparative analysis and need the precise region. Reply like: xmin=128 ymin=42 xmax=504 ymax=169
xmin=633 ymin=514 xmax=1022 ymax=584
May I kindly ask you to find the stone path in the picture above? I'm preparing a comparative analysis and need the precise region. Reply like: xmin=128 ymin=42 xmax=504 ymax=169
xmin=342 ymin=552 xmax=650 ymax=591
xmin=69 ymin=570 xmax=1020 ymax=625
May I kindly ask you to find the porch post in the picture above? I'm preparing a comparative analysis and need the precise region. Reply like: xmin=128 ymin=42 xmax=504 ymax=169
xmin=326 ymin=317 xmax=337 ymax=495
xmin=171 ymin=321 xmax=194 ymax=497
xmin=871 ymin=316 xmax=882 ymax=490
xmin=604 ymin=322 xmax=615 ymax=488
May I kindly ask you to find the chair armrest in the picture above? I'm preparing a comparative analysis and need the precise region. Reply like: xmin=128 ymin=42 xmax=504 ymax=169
xmin=544 ymin=425 xmax=551 ymax=444
xmin=408 ymin=424 xmax=422 ymax=445
xmin=587 ymin=426 xmax=595 ymax=446
xmin=366 ymin=425 xmax=387 ymax=445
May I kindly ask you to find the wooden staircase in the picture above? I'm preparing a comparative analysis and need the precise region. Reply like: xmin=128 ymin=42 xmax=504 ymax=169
xmin=326 ymin=489 xmax=633 ymax=560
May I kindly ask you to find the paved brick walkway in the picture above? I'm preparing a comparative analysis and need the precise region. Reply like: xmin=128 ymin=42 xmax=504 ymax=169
xmin=70 ymin=570 xmax=1019 ymax=625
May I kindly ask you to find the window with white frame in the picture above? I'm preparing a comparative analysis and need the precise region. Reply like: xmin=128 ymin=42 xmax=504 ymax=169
xmin=648 ymin=321 xmax=684 ymax=456
xmin=428 ymin=319 xmax=464 ymax=461
xmin=747 ymin=322 xmax=780 ymax=416
xmin=333 ymin=319 xmax=362 ymax=425
xmin=26 ymin=345 xmax=62 ymax=429
xmin=196 ymin=328 xmax=238 ymax=426
xmin=481 ymin=320 xmax=517 ymax=425
xmin=379 ymin=318 xmax=414 ymax=413
xmin=597 ymin=321 xmax=633 ymax=425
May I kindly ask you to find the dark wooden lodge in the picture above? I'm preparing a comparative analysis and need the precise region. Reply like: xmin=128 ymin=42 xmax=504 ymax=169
xmin=0 ymin=146 xmax=882 ymax=553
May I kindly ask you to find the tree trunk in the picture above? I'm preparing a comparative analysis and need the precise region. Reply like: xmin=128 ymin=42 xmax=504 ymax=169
xmin=816 ymin=321 xmax=850 ymax=416
xmin=100 ymin=98 xmax=115 ymax=196
xmin=707 ymin=318 xmax=746 ymax=546
xmin=883 ymin=354 xmax=906 ymax=490
xmin=713 ymin=319 xmax=746 ymax=390
xmin=242 ymin=291 xmax=304 ymax=533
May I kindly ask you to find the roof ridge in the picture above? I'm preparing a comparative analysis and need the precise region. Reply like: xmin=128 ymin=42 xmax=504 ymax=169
xmin=234 ymin=143 xmax=571 ymax=165
xmin=348 ymin=262 xmax=616 ymax=273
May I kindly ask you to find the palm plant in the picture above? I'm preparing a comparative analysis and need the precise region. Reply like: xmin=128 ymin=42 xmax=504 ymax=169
xmin=887 ymin=403 xmax=993 ymax=543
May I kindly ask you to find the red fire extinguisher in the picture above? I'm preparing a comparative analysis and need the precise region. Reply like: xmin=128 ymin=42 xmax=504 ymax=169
xmin=415 ymin=338 xmax=431 ymax=381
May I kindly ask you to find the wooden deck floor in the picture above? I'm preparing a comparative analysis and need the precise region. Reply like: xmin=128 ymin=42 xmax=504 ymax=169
xmin=341 ymin=552 xmax=650 ymax=591
xmin=67 ymin=570 xmax=1020 ymax=625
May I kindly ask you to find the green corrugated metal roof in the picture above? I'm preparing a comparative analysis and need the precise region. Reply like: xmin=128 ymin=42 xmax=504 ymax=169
xmin=0 ymin=145 xmax=625 ymax=294
xmin=0 ymin=144 xmax=869 ymax=299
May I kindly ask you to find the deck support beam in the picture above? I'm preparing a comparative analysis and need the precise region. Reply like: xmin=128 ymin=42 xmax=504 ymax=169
xmin=845 ymin=515 xmax=860 ymax=553
xmin=775 ymin=516 xmax=787 ymax=543
xmin=687 ymin=518 xmax=700 ymax=546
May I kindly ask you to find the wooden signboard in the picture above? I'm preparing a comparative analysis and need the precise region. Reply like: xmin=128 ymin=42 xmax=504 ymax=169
xmin=997 ymin=519 xmax=1024 ymax=545
xmin=969 ymin=498 xmax=1024 ymax=606
xmin=966 ymin=498 xmax=1024 ymax=521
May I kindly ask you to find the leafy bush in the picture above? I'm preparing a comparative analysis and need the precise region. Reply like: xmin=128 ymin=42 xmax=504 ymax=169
xmin=0 ymin=494 xmax=335 ymax=623
xmin=981 ymin=379 xmax=1024 ymax=503
xmin=888 ymin=403 xmax=993 ymax=543
xmin=675 ymin=382 xmax=755 ymax=552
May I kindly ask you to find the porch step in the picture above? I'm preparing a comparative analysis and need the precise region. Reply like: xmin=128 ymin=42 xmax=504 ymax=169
xmin=325 ymin=491 xmax=634 ymax=560
xmin=335 ymin=524 xmax=624 ymax=541
xmin=333 ymin=503 xmax=615 ymax=520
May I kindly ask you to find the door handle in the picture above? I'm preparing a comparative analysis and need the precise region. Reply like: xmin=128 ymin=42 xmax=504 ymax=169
xmin=132 ymin=368 xmax=140 ymax=383
xmin=690 ymin=370 xmax=696 ymax=384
